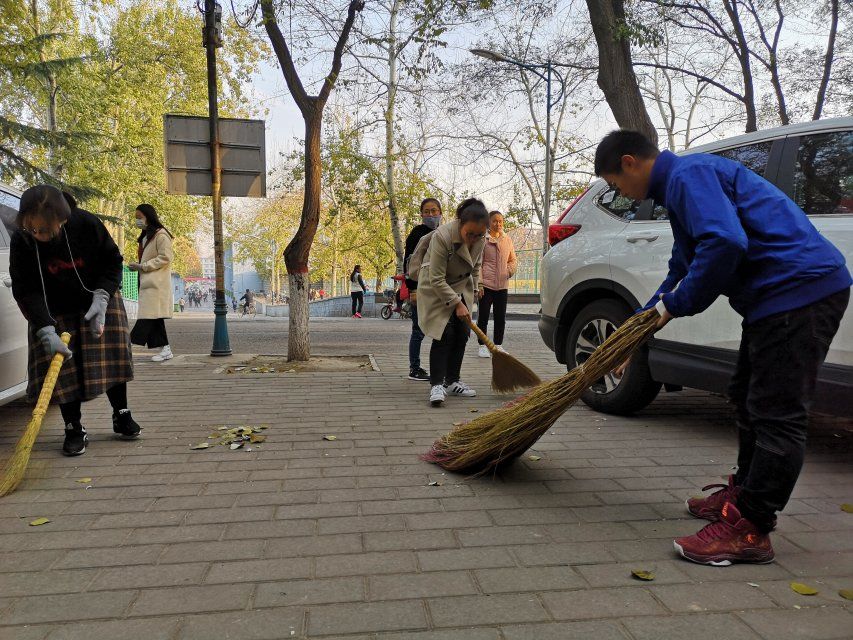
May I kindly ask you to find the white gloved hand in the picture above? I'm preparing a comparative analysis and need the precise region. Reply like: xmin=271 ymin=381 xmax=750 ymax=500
xmin=83 ymin=289 xmax=110 ymax=337
xmin=35 ymin=326 xmax=72 ymax=359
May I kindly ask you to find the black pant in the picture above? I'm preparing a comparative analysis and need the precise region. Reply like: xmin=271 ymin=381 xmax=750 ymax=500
xmin=429 ymin=312 xmax=469 ymax=386
xmin=130 ymin=318 xmax=169 ymax=348
xmin=60 ymin=383 xmax=128 ymax=424
xmin=351 ymin=292 xmax=364 ymax=315
xmin=730 ymin=288 xmax=849 ymax=532
xmin=477 ymin=287 xmax=508 ymax=345
xmin=409 ymin=302 xmax=425 ymax=370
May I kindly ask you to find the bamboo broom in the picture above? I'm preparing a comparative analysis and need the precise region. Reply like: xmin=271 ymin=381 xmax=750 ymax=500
xmin=423 ymin=308 xmax=660 ymax=474
xmin=0 ymin=332 xmax=71 ymax=497
xmin=465 ymin=316 xmax=541 ymax=393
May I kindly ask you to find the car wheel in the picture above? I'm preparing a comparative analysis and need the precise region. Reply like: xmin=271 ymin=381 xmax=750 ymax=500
xmin=564 ymin=299 xmax=661 ymax=415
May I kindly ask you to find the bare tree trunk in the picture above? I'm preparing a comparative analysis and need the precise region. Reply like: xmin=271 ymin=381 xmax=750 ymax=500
xmin=385 ymin=1 xmax=405 ymax=274
xmin=722 ymin=0 xmax=758 ymax=132
xmin=285 ymin=111 xmax=322 ymax=361
xmin=585 ymin=0 xmax=657 ymax=144
xmin=814 ymin=0 xmax=839 ymax=120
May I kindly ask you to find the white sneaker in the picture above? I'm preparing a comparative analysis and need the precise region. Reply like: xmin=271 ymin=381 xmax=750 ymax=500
xmin=478 ymin=345 xmax=490 ymax=358
xmin=496 ymin=345 xmax=506 ymax=353
xmin=152 ymin=345 xmax=173 ymax=362
xmin=444 ymin=381 xmax=476 ymax=397
xmin=429 ymin=384 xmax=446 ymax=407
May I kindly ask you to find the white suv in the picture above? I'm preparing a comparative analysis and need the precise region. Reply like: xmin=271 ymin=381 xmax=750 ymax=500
xmin=0 ymin=182 xmax=28 ymax=406
xmin=539 ymin=118 xmax=852 ymax=416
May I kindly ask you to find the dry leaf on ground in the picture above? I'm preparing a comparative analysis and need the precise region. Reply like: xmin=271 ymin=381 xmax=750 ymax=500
xmin=76 ymin=477 xmax=92 ymax=483
xmin=29 ymin=518 xmax=50 ymax=526
xmin=838 ymin=589 xmax=853 ymax=601
xmin=190 ymin=443 xmax=209 ymax=450
xmin=323 ymin=435 xmax=337 ymax=441
xmin=631 ymin=570 xmax=655 ymax=581
xmin=528 ymin=455 xmax=542 ymax=461
xmin=790 ymin=582 xmax=819 ymax=596
xmin=840 ymin=503 xmax=853 ymax=513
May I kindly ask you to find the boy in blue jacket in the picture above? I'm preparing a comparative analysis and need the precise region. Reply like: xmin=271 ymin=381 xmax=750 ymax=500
xmin=595 ymin=130 xmax=851 ymax=566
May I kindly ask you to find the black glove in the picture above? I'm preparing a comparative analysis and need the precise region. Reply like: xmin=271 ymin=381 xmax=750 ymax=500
xmin=84 ymin=289 xmax=110 ymax=337
xmin=35 ymin=326 xmax=72 ymax=359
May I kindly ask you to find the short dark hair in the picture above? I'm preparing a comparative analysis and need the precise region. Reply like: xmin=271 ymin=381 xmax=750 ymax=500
xmin=594 ymin=130 xmax=659 ymax=176
xmin=420 ymin=198 xmax=441 ymax=214
xmin=17 ymin=184 xmax=72 ymax=229
xmin=489 ymin=210 xmax=503 ymax=218
xmin=455 ymin=198 xmax=489 ymax=224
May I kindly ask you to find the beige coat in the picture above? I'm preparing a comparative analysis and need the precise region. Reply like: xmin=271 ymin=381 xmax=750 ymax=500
xmin=479 ymin=230 xmax=517 ymax=291
xmin=137 ymin=229 xmax=174 ymax=319
xmin=416 ymin=219 xmax=486 ymax=340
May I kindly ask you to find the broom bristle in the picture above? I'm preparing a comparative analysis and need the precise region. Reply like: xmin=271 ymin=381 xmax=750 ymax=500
xmin=423 ymin=308 xmax=660 ymax=475
xmin=490 ymin=350 xmax=541 ymax=393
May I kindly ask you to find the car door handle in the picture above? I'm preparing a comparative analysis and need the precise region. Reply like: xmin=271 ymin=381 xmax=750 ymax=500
xmin=626 ymin=232 xmax=659 ymax=243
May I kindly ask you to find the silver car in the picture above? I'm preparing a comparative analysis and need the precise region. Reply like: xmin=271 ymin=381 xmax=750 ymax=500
xmin=0 ymin=183 xmax=29 ymax=406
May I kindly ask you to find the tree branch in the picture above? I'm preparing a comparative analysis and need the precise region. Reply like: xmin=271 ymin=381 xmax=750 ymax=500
xmin=318 ymin=1 xmax=365 ymax=105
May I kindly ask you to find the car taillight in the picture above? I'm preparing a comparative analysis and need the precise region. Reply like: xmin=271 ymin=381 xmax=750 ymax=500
xmin=548 ymin=186 xmax=590 ymax=246
xmin=548 ymin=223 xmax=582 ymax=246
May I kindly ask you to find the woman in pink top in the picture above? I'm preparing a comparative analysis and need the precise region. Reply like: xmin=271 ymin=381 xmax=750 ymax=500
xmin=477 ymin=210 xmax=517 ymax=358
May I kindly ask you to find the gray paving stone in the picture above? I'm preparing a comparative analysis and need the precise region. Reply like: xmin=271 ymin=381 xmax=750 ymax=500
xmin=130 ymin=583 xmax=252 ymax=616
xmin=405 ymin=511 xmax=492 ymax=530
xmin=650 ymin=582 xmax=778 ymax=613
xmin=379 ymin=630 xmax=500 ymax=640
xmin=179 ymin=607 xmax=304 ymax=640
xmin=0 ymin=569 xmax=98 ymax=597
xmin=737 ymin=606 xmax=853 ymax=640
xmin=427 ymin=593 xmax=550 ymax=626
xmin=364 ymin=529 xmax=457 ymax=552
xmin=500 ymin=620 xmax=630 ymax=640
xmin=90 ymin=562 xmax=207 ymax=590
xmin=775 ymin=551 xmax=853 ymax=577
xmin=158 ymin=540 xmax=265 ymax=564
xmin=0 ymin=624 xmax=52 ymax=640
xmin=624 ymin=613 xmax=761 ymax=639
xmin=541 ymin=586 xmax=666 ymax=620
xmin=308 ymin=599 xmax=428 ymax=635
xmin=52 ymin=544 xmax=164 ymax=569
xmin=474 ymin=566 xmax=586 ymax=593
xmin=265 ymin=533 xmax=364 ymax=558
xmin=44 ymin=618 xmax=181 ymax=640
xmin=318 ymin=514 xmax=406 ymax=535
xmin=224 ymin=519 xmax=316 ymax=539
xmin=417 ymin=547 xmax=516 ymax=572
xmin=3 ymin=590 xmax=137 ymax=625
xmin=369 ymin=571 xmax=478 ymax=600
xmin=254 ymin=577 xmax=364 ymax=607
xmin=316 ymin=550 xmax=416 ymax=577
xmin=513 ymin=541 xmax=615 ymax=566
xmin=205 ymin=557 xmax=311 ymax=584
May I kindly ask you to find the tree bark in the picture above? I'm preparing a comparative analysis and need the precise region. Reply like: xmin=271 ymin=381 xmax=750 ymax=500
xmin=585 ymin=0 xmax=658 ymax=144
xmin=385 ymin=0 xmax=405 ymax=274
xmin=287 ymin=272 xmax=310 ymax=361
xmin=813 ymin=0 xmax=839 ymax=120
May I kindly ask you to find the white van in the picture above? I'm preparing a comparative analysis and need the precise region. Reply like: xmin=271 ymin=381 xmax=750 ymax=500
xmin=0 ymin=183 xmax=29 ymax=406
xmin=539 ymin=118 xmax=852 ymax=416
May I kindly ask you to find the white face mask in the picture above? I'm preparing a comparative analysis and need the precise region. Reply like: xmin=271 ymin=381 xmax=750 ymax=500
xmin=423 ymin=215 xmax=441 ymax=230
xmin=135 ymin=219 xmax=146 ymax=229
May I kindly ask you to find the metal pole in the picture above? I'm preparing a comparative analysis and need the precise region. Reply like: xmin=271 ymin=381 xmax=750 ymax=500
xmin=543 ymin=62 xmax=553 ymax=253
xmin=205 ymin=0 xmax=231 ymax=356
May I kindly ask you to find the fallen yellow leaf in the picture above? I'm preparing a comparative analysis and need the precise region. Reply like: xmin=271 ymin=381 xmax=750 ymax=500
xmin=76 ymin=477 xmax=92 ymax=483
xmin=631 ymin=570 xmax=655 ymax=581
xmin=29 ymin=518 xmax=50 ymax=526
xmin=838 ymin=589 xmax=853 ymax=601
xmin=323 ymin=435 xmax=337 ymax=441
xmin=790 ymin=582 xmax=819 ymax=596
xmin=190 ymin=443 xmax=210 ymax=450
xmin=840 ymin=504 xmax=853 ymax=513
xmin=528 ymin=455 xmax=542 ymax=461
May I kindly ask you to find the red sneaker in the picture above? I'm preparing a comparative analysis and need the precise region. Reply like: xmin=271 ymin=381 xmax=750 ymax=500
xmin=355 ymin=312 xmax=363 ymax=318
xmin=674 ymin=502 xmax=774 ymax=566
xmin=686 ymin=475 xmax=740 ymax=521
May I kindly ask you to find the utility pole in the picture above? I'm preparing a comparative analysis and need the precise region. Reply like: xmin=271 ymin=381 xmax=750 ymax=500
xmin=204 ymin=0 xmax=231 ymax=356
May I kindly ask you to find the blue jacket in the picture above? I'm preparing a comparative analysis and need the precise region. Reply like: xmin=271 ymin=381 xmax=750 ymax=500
xmin=644 ymin=150 xmax=851 ymax=324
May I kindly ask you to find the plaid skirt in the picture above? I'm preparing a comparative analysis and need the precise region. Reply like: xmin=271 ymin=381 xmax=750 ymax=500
xmin=27 ymin=294 xmax=134 ymax=404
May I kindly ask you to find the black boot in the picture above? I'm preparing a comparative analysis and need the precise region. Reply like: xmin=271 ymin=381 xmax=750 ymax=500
xmin=62 ymin=423 xmax=88 ymax=456
xmin=112 ymin=409 xmax=141 ymax=439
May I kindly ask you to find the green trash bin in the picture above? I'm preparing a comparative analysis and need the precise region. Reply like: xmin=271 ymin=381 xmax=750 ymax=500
xmin=174 ymin=303 xmax=180 ymax=313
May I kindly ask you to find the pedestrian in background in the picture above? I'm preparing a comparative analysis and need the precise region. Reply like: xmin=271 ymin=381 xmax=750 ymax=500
xmin=416 ymin=198 xmax=488 ymax=407
xmin=129 ymin=204 xmax=174 ymax=362
xmin=477 ymin=210 xmax=517 ymax=358
xmin=9 ymin=186 xmax=140 ymax=456
xmin=403 ymin=197 xmax=442 ymax=381
xmin=179 ymin=297 xmax=185 ymax=312
xmin=350 ymin=264 xmax=366 ymax=318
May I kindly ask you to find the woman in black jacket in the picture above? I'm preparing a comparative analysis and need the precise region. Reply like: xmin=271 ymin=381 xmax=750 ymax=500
xmin=349 ymin=264 xmax=367 ymax=318
xmin=9 ymin=186 xmax=140 ymax=456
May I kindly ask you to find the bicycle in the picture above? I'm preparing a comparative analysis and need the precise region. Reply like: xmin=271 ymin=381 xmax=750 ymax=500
xmin=380 ymin=289 xmax=412 ymax=320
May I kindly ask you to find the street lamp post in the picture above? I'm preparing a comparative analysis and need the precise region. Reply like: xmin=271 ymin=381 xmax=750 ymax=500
xmin=204 ymin=0 xmax=231 ymax=356
xmin=470 ymin=49 xmax=566 ymax=252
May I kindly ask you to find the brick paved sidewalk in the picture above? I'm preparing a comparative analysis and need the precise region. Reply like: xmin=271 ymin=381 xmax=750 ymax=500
xmin=0 ymin=320 xmax=851 ymax=639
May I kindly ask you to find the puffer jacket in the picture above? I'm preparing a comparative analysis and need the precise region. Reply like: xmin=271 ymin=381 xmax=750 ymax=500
xmin=479 ymin=231 xmax=517 ymax=292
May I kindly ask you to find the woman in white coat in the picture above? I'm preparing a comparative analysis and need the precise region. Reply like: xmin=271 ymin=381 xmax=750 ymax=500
xmin=129 ymin=204 xmax=175 ymax=361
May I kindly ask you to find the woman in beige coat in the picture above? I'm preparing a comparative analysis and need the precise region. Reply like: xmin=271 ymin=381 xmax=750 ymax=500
xmin=129 ymin=204 xmax=174 ymax=362
xmin=476 ymin=210 xmax=517 ymax=358
xmin=416 ymin=198 xmax=489 ymax=407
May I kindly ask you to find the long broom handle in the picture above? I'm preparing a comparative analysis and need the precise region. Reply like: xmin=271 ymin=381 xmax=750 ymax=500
xmin=32 ymin=332 xmax=72 ymax=419
xmin=463 ymin=315 xmax=499 ymax=353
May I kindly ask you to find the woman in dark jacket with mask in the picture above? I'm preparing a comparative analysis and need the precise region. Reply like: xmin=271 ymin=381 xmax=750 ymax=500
xmin=9 ymin=185 xmax=140 ymax=456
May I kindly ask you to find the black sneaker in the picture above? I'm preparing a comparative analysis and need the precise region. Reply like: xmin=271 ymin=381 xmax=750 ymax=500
xmin=62 ymin=423 xmax=88 ymax=456
xmin=112 ymin=409 xmax=141 ymax=439
xmin=408 ymin=367 xmax=429 ymax=381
